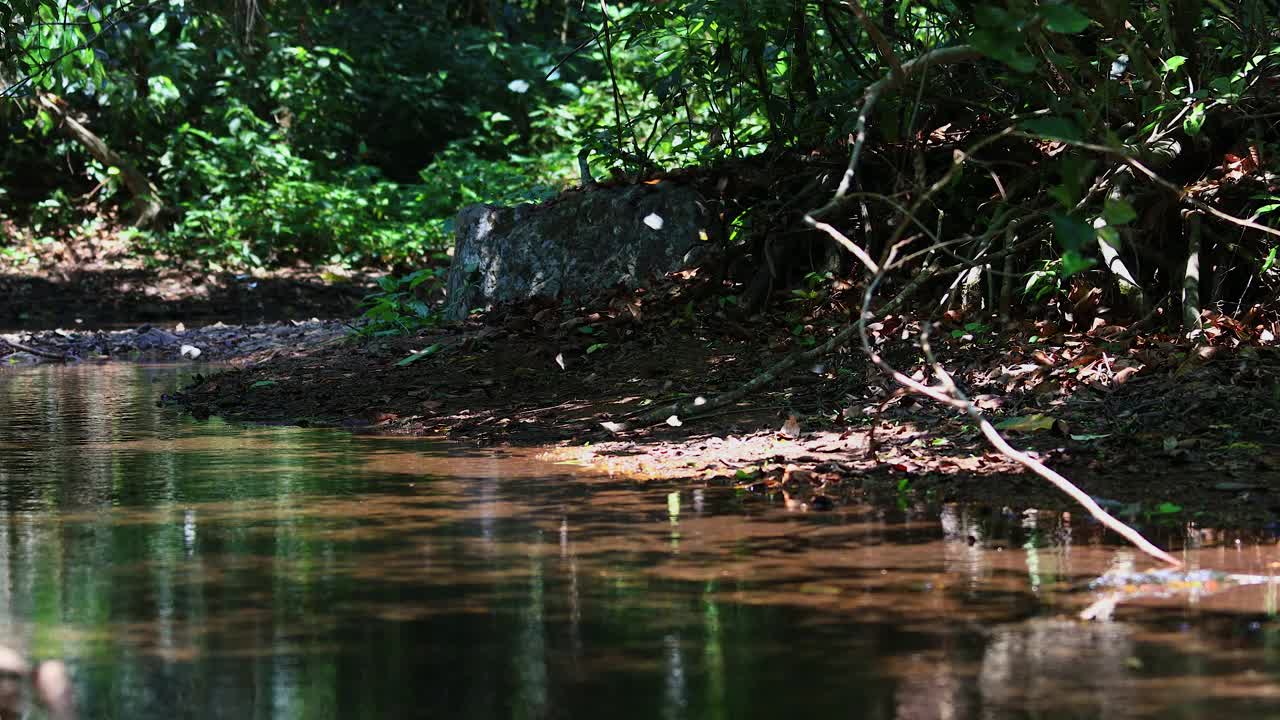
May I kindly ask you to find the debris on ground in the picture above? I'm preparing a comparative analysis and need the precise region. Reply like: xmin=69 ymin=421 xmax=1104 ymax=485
xmin=166 ymin=272 xmax=1280 ymax=527
xmin=1 ymin=320 xmax=350 ymax=364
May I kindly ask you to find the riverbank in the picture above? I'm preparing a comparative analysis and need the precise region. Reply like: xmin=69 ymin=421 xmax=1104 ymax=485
xmin=0 ymin=223 xmax=376 ymax=329
xmin=1 ymin=319 xmax=350 ymax=363
xmin=1 ymin=227 xmax=375 ymax=363
xmin=167 ymin=278 xmax=1280 ymax=528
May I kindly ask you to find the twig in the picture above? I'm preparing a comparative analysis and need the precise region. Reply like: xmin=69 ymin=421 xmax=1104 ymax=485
xmin=1025 ymin=134 xmax=1280 ymax=241
xmin=824 ymin=56 xmax=1182 ymax=568
xmin=594 ymin=0 xmax=642 ymax=165
xmin=918 ymin=327 xmax=1182 ymax=567
xmin=814 ymin=44 xmax=980 ymax=212
xmin=1126 ymin=157 xmax=1280 ymax=241
xmin=621 ymin=244 xmax=1026 ymax=429
xmin=0 ymin=338 xmax=67 ymax=362
xmin=544 ymin=27 xmax=603 ymax=81
xmin=2 ymin=1 xmax=159 ymax=98
xmin=842 ymin=0 xmax=905 ymax=83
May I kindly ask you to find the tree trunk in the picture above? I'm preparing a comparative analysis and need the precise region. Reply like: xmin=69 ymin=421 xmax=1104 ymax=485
xmin=1182 ymin=210 xmax=1203 ymax=336
xmin=35 ymin=92 xmax=163 ymax=227
xmin=1098 ymin=180 xmax=1146 ymax=314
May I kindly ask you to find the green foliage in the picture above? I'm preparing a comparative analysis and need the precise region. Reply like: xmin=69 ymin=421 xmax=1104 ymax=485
xmin=0 ymin=0 xmax=622 ymax=268
xmin=2 ymin=0 xmax=1280 ymax=320
xmin=149 ymin=109 xmax=443 ymax=266
xmin=358 ymin=267 xmax=445 ymax=337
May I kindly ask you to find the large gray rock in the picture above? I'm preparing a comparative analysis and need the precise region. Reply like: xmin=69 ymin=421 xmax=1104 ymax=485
xmin=444 ymin=182 xmax=716 ymax=320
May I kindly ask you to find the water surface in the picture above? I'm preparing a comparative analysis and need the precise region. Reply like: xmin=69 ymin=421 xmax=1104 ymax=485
xmin=1 ymin=364 xmax=1279 ymax=718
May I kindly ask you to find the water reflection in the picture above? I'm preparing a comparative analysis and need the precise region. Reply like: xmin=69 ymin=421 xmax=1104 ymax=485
xmin=0 ymin=365 xmax=1278 ymax=718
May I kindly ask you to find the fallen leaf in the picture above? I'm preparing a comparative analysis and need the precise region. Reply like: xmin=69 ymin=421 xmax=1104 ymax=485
xmin=396 ymin=343 xmax=442 ymax=367
xmin=1213 ymin=482 xmax=1264 ymax=491
xmin=1113 ymin=366 xmax=1141 ymax=384
xmin=666 ymin=415 xmax=683 ymax=427
xmin=779 ymin=414 xmax=801 ymax=439
xmin=1070 ymin=433 xmax=1110 ymax=442
xmin=995 ymin=414 xmax=1059 ymax=433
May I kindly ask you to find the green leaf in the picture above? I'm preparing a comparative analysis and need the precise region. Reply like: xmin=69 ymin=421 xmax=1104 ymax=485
xmin=1152 ymin=502 xmax=1182 ymax=515
xmin=396 ymin=343 xmax=442 ymax=367
xmin=1096 ymin=225 xmax=1121 ymax=250
xmin=1183 ymin=102 xmax=1206 ymax=136
xmin=970 ymin=9 xmax=1037 ymax=72
xmin=972 ymin=27 xmax=1037 ymax=72
xmin=1052 ymin=213 xmax=1094 ymax=251
xmin=1040 ymin=4 xmax=1091 ymax=33
xmin=249 ymin=380 xmax=277 ymax=389
xmin=1059 ymin=250 xmax=1095 ymax=276
xmin=586 ymin=342 xmax=609 ymax=354
xmin=149 ymin=13 xmax=167 ymax=35
xmin=1162 ymin=56 xmax=1188 ymax=73
xmin=1020 ymin=116 xmax=1084 ymax=142
xmin=1103 ymin=198 xmax=1138 ymax=225
xmin=1048 ymin=184 xmax=1076 ymax=208
xmin=1261 ymin=247 xmax=1277 ymax=274
xmin=1070 ymin=433 xmax=1111 ymax=442
xmin=995 ymin=414 xmax=1059 ymax=432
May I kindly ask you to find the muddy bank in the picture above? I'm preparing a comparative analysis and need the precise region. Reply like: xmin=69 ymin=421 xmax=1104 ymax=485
xmin=0 ymin=223 xmax=378 ymax=329
xmin=167 ymin=285 xmax=1280 ymax=527
xmin=2 ymin=319 xmax=349 ymax=364
xmin=0 ymin=267 xmax=374 ymax=330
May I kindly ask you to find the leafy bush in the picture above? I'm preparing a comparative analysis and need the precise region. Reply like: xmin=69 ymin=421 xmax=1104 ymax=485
xmin=358 ymin=267 xmax=446 ymax=336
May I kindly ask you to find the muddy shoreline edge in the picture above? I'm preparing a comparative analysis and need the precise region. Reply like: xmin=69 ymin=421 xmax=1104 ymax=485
xmin=159 ymin=303 xmax=1280 ymax=530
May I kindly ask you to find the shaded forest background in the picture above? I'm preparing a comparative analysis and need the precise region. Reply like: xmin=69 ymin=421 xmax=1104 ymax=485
xmin=2 ymin=0 xmax=1278 ymax=334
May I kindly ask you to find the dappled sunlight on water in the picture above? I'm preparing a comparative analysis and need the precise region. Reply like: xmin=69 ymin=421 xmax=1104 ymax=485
xmin=1 ymin=364 xmax=1280 ymax=718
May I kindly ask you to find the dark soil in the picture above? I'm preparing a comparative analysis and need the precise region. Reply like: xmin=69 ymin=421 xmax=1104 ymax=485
xmin=0 ymin=267 xmax=372 ymax=330
xmin=2 ymin=319 xmax=348 ymax=363
xmin=168 ymin=277 xmax=1280 ymax=529
xmin=0 ymin=222 xmax=375 ymax=329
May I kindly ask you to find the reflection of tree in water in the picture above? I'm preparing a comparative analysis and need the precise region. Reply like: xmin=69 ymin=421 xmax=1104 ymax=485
xmin=979 ymin=619 xmax=1136 ymax=718
xmin=2 ymin=366 xmax=1278 ymax=718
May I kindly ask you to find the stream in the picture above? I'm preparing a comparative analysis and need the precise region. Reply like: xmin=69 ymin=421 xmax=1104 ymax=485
xmin=1 ymin=364 xmax=1279 ymax=718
